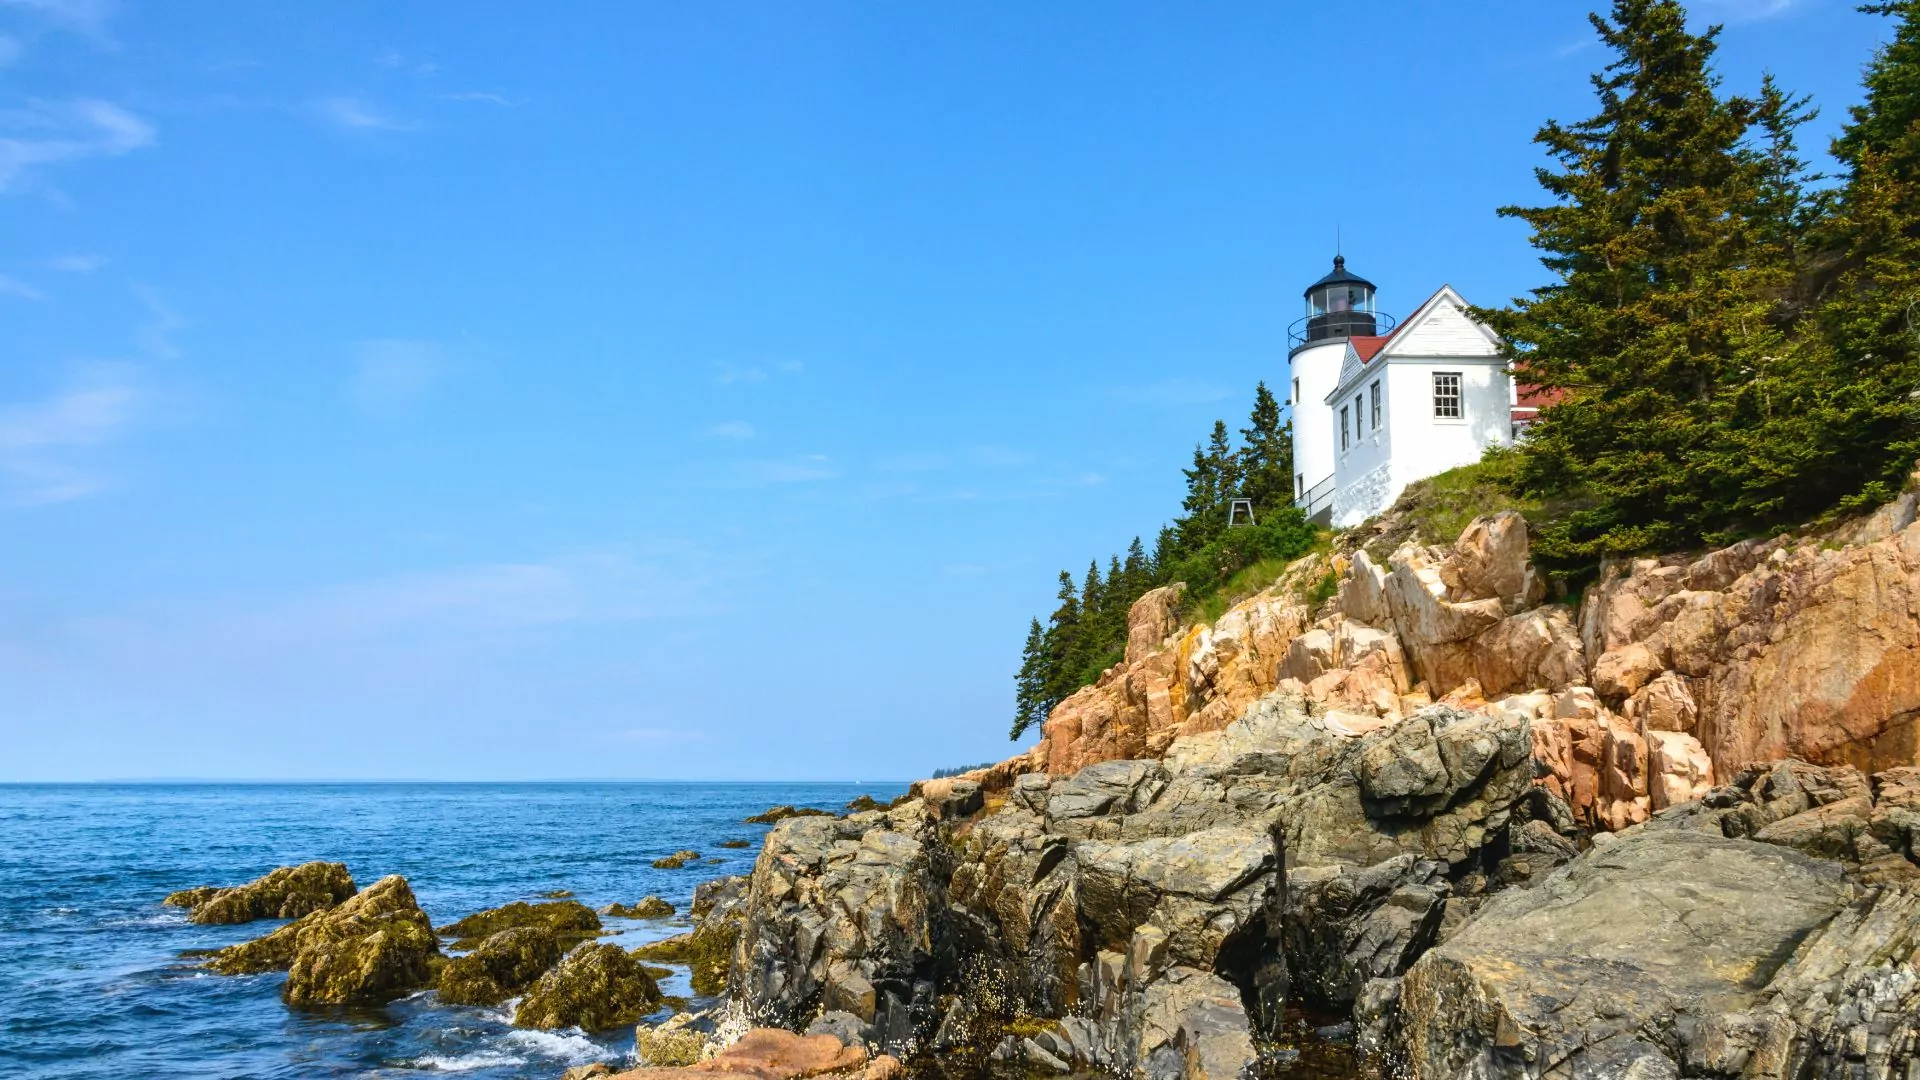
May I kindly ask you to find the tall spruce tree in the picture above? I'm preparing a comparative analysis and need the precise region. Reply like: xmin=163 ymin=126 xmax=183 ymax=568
xmin=1238 ymin=382 xmax=1295 ymax=517
xmin=1805 ymin=0 xmax=1920 ymax=511
xmin=1482 ymin=0 xmax=1791 ymax=555
xmin=1038 ymin=570 xmax=1080 ymax=718
xmin=1175 ymin=420 xmax=1240 ymax=553
xmin=1011 ymin=618 xmax=1047 ymax=739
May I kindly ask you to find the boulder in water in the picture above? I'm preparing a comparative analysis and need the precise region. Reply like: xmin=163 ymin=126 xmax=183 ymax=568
xmin=743 ymin=805 xmax=832 ymax=825
xmin=282 ymin=875 xmax=440 ymax=1006
xmin=206 ymin=874 xmax=439 ymax=1006
xmin=167 ymin=861 xmax=356 ymax=925
xmin=439 ymin=899 xmax=600 ymax=949
xmin=716 ymin=839 xmax=751 ymax=849
xmin=436 ymin=926 xmax=563 ymax=1006
xmin=514 ymin=941 xmax=662 ymax=1031
xmin=651 ymin=850 xmax=700 ymax=870
xmin=603 ymin=896 xmax=675 ymax=919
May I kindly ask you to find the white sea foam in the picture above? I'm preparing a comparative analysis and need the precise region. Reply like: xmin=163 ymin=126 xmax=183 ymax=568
xmin=500 ymin=1027 xmax=604 ymax=1063
xmin=403 ymin=1050 xmax=522 ymax=1072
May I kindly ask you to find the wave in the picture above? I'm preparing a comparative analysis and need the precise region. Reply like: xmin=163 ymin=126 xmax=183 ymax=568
xmin=499 ymin=1027 xmax=611 ymax=1064
xmin=401 ymin=1050 xmax=523 ymax=1072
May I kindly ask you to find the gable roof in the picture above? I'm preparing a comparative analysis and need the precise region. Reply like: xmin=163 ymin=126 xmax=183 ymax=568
xmin=1349 ymin=334 xmax=1392 ymax=361
xmin=1325 ymin=285 xmax=1504 ymax=403
xmin=1374 ymin=284 xmax=1501 ymax=360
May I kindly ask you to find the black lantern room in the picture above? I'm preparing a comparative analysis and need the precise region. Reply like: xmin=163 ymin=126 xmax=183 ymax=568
xmin=1299 ymin=255 xmax=1379 ymax=345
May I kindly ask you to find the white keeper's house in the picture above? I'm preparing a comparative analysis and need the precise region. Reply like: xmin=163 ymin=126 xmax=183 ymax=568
xmin=1287 ymin=255 xmax=1540 ymax=528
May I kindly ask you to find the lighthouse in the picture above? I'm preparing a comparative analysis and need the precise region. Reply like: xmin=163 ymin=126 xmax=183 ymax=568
xmin=1289 ymin=255 xmax=1390 ymax=521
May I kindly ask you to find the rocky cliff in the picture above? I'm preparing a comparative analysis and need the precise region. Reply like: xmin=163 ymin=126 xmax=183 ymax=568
xmin=707 ymin=474 xmax=1920 ymax=1080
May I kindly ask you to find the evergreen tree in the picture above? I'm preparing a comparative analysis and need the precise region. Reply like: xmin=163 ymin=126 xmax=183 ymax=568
xmin=1802 ymin=0 xmax=1920 ymax=512
xmin=1175 ymin=420 xmax=1240 ymax=553
xmin=1104 ymin=553 xmax=1128 ymax=647
xmin=1123 ymin=536 xmax=1150 ymax=597
xmin=1070 ymin=559 xmax=1106 ymax=680
xmin=1039 ymin=570 xmax=1081 ymax=712
xmin=1011 ymin=618 xmax=1047 ymax=740
xmin=1237 ymin=381 xmax=1295 ymax=517
xmin=1482 ymin=0 xmax=1792 ymax=555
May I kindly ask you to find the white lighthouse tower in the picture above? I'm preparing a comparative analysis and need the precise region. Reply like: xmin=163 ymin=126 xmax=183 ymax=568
xmin=1289 ymin=255 xmax=1392 ymax=522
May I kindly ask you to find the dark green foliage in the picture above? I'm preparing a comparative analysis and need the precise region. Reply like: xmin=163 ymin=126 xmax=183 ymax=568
xmin=1009 ymin=386 xmax=1318 ymax=739
xmin=1483 ymin=0 xmax=1920 ymax=558
xmin=1238 ymin=382 xmax=1295 ymax=518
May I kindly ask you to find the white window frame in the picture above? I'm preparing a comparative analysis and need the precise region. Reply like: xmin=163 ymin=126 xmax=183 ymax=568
xmin=1340 ymin=405 xmax=1350 ymax=452
xmin=1369 ymin=380 xmax=1381 ymax=430
xmin=1354 ymin=394 xmax=1364 ymax=437
xmin=1432 ymin=371 xmax=1463 ymax=421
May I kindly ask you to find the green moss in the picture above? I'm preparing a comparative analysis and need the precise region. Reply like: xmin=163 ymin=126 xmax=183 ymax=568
xmin=280 ymin=876 xmax=440 ymax=1007
xmin=514 ymin=942 xmax=662 ymax=1031
xmin=205 ymin=875 xmax=441 ymax=1008
xmin=602 ymin=896 xmax=674 ymax=919
xmin=629 ymin=933 xmax=694 ymax=964
xmin=437 ymin=926 xmax=563 ymax=1006
xmin=206 ymin=917 xmax=306 ymax=974
xmin=175 ymin=862 xmax=357 ymax=925
xmin=635 ymin=1015 xmax=708 ymax=1067
xmin=440 ymin=900 xmax=601 ymax=950
xmin=163 ymin=886 xmax=218 ymax=910
xmin=1003 ymin=1015 xmax=1057 ymax=1039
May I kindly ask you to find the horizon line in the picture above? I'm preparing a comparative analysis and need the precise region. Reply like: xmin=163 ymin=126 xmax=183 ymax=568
xmin=0 ymin=776 xmax=922 ymax=786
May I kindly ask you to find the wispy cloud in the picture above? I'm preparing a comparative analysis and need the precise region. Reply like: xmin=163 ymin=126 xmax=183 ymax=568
xmin=269 ymin=553 xmax=702 ymax=635
xmin=0 ymin=34 xmax=22 ymax=67
xmin=0 ymin=274 xmax=45 ymax=300
xmin=0 ymin=98 xmax=155 ymax=194
xmin=1109 ymin=377 xmax=1231 ymax=406
xmin=734 ymin=454 xmax=836 ymax=485
xmin=709 ymin=420 xmax=755 ymax=440
xmin=0 ymin=0 xmax=117 ymax=40
xmin=712 ymin=363 xmax=767 ymax=385
xmin=374 ymin=47 xmax=438 ymax=77
xmin=0 ymin=363 xmax=139 ymax=504
xmin=315 ymin=96 xmax=414 ymax=132
xmin=134 ymin=286 xmax=185 ymax=360
xmin=350 ymin=339 xmax=445 ymax=413
xmin=441 ymin=91 xmax=520 ymax=108
xmin=45 ymin=253 xmax=105 ymax=273
xmin=1692 ymin=0 xmax=1799 ymax=23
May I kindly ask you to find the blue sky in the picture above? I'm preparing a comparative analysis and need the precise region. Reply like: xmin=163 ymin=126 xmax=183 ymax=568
xmin=0 ymin=0 xmax=1890 ymax=781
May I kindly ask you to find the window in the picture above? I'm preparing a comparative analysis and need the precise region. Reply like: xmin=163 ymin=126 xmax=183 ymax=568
xmin=1340 ymin=405 xmax=1350 ymax=451
xmin=1354 ymin=394 xmax=1364 ymax=436
xmin=1291 ymin=377 xmax=1300 ymax=407
xmin=1370 ymin=380 xmax=1381 ymax=429
xmin=1296 ymin=473 xmax=1304 ymax=499
xmin=1433 ymin=372 xmax=1462 ymax=419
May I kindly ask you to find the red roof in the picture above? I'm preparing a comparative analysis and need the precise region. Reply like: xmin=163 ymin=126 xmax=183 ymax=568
xmin=1513 ymin=382 xmax=1565 ymax=410
xmin=1350 ymin=335 xmax=1391 ymax=361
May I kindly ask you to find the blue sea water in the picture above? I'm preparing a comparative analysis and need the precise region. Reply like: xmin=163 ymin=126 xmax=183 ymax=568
xmin=0 ymin=782 xmax=905 ymax=1080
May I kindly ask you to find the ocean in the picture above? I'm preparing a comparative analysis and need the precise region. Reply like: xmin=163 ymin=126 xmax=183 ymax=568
xmin=0 ymin=781 xmax=905 ymax=1080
